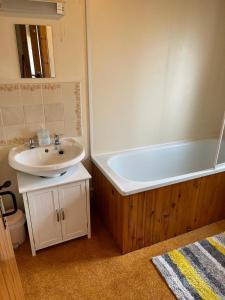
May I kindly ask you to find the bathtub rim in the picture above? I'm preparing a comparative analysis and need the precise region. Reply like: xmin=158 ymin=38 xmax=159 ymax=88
xmin=92 ymin=139 xmax=225 ymax=196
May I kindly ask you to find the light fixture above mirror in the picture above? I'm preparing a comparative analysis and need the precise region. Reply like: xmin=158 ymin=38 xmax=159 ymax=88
xmin=15 ymin=24 xmax=56 ymax=79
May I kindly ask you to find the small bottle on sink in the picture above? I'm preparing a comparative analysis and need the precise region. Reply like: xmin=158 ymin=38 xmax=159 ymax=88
xmin=37 ymin=126 xmax=51 ymax=147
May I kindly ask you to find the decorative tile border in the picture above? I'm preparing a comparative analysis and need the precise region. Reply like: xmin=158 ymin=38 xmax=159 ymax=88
xmin=0 ymin=140 xmax=6 ymax=146
xmin=42 ymin=83 xmax=61 ymax=90
xmin=0 ymin=84 xmax=20 ymax=92
xmin=74 ymin=82 xmax=82 ymax=136
xmin=0 ymin=82 xmax=82 ymax=145
xmin=6 ymin=137 xmax=28 ymax=146
xmin=20 ymin=84 xmax=41 ymax=91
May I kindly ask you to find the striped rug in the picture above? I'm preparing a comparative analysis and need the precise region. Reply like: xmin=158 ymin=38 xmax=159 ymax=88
xmin=152 ymin=232 xmax=225 ymax=300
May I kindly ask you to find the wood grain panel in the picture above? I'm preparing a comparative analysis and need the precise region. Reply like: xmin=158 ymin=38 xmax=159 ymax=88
xmin=93 ymin=164 xmax=225 ymax=254
xmin=0 ymin=211 xmax=24 ymax=299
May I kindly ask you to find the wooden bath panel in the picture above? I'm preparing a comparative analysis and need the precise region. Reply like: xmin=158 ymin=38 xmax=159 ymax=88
xmin=92 ymin=164 xmax=225 ymax=254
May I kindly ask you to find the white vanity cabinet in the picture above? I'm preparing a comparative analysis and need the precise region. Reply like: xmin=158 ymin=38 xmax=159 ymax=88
xmin=27 ymin=187 xmax=62 ymax=251
xmin=17 ymin=164 xmax=91 ymax=256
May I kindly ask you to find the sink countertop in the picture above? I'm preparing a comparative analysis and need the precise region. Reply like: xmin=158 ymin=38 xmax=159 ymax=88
xmin=17 ymin=163 xmax=91 ymax=194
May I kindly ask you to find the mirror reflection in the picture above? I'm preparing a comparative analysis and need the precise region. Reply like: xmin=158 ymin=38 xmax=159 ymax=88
xmin=15 ymin=24 xmax=56 ymax=78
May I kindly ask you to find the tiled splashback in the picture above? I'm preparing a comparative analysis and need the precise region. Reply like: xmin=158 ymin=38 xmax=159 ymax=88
xmin=0 ymin=82 xmax=81 ymax=145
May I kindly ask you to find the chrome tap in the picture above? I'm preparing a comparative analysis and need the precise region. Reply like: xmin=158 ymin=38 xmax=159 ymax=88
xmin=29 ymin=138 xmax=36 ymax=149
xmin=54 ymin=134 xmax=61 ymax=146
xmin=54 ymin=134 xmax=61 ymax=150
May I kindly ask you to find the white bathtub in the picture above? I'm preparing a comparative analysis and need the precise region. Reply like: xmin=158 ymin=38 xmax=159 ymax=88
xmin=92 ymin=139 xmax=225 ymax=196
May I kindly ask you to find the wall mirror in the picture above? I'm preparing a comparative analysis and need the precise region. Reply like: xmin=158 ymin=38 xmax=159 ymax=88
xmin=15 ymin=24 xmax=56 ymax=78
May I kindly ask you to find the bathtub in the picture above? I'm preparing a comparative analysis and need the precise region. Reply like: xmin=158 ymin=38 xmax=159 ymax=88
xmin=92 ymin=139 xmax=225 ymax=196
xmin=92 ymin=139 xmax=225 ymax=253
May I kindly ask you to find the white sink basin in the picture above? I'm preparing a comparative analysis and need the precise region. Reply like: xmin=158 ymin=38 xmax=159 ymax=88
xmin=8 ymin=138 xmax=85 ymax=177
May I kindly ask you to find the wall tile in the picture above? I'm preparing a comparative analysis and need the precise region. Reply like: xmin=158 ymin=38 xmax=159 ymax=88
xmin=62 ymin=82 xmax=77 ymax=120
xmin=1 ymin=106 xmax=24 ymax=126
xmin=62 ymin=82 xmax=75 ymax=99
xmin=0 ymin=126 xmax=5 ymax=145
xmin=0 ymin=84 xmax=22 ymax=106
xmin=44 ymin=103 xmax=64 ymax=122
xmin=42 ymin=83 xmax=63 ymax=103
xmin=74 ymin=82 xmax=82 ymax=136
xmin=0 ymin=82 xmax=81 ymax=144
xmin=64 ymin=120 xmax=81 ymax=137
xmin=62 ymin=82 xmax=81 ymax=136
xmin=0 ymin=108 xmax=4 ymax=145
xmin=64 ymin=100 xmax=77 ymax=120
xmin=23 ymin=123 xmax=43 ymax=138
xmin=0 ymin=108 xmax=3 ymax=125
xmin=24 ymin=104 xmax=44 ymax=124
xmin=46 ymin=121 xmax=65 ymax=136
xmin=20 ymin=84 xmax=42 ymax=105
xmin=4 ymin=125 xmax=26 ymax=144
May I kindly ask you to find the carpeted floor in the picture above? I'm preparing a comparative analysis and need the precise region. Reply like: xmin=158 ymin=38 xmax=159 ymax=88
xmin=15 ymin=215 xmax=225 ymax=300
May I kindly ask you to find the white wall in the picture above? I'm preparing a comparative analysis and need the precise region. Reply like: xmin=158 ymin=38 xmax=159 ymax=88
xmin=88 ymin=0 xmax=225 ymax=154
xmin=0 ymin=0 xmax=89 ymax=208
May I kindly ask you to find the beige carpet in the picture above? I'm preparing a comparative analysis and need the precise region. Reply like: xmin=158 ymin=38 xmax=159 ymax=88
xmin=15 ymin=216 xmax=225 ymax=300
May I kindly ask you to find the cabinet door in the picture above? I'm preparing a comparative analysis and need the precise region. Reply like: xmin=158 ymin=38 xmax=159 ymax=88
xmin=0 ymin=203 xmax=24 ymax=299
xmin=58 ymin=182 xmax=88 ymax=241
xmin=28 ymin=188 xmax=62 ymax=250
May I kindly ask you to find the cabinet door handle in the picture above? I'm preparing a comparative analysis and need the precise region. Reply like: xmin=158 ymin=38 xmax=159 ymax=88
xmin=56 ymin=210 xmax=60 ymax=222
xmin=61 ymin=208 xmax=65 ymax=221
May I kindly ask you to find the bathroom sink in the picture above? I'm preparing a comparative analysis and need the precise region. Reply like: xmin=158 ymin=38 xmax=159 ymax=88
xmin=8 ymin=138 xmax=85 ymax=177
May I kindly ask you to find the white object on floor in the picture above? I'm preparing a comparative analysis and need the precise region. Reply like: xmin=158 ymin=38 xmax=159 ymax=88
xmin=17 ymin=163 xmax=91 ymax=256
xmin=6 ymin=209 xmax=26 ymax=249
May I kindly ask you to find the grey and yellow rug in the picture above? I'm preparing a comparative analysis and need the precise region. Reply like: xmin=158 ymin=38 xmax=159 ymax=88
xmin=152 ymin=232 xmax=225 ymax=300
